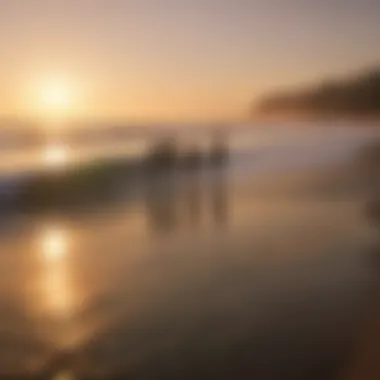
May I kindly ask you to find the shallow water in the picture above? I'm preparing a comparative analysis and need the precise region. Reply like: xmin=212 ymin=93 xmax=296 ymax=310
xmin=1 ymin=124 xmax=379 ymax=176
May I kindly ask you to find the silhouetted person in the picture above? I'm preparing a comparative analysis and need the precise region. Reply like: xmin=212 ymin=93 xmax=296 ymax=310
xmin=181 ymin=145 xmax=203 ymax=171
xmin=144 ymin=138 xmax=179 ymax=234
xmin=210 ymin=164 xmax=229 ymax=227
xmin=182 ymin=166 xmax=202 ymax=228
xmin=144 ymin=137 xmax=178 ymax=173
xmin=209 ymin=132 xmax=229 ymax=167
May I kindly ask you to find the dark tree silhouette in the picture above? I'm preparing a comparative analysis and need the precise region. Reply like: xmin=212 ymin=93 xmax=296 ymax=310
xmin=255 ymin=68 xmax=380 ymax=118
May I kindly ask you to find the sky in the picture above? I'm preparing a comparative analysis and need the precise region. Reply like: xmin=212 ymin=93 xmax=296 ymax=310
xmin=0 ymin=0 xmax=380 ymax=124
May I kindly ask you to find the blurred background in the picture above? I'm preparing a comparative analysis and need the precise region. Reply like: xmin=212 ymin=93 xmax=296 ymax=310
xmin=0 ymin=1 xmax=380 ymax=379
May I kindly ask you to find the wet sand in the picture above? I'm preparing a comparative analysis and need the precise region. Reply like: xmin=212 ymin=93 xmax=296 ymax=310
xmin=0 ymin=146 xmax=380 ymax=380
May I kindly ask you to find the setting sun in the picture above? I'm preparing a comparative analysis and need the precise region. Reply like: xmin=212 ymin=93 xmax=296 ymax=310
xmin=26 ymin=75 xmax=81 ymax=120
xmin=39 ymin=77 xmax=73 ymax=115
xmin=41 ymin=79 xmax=70 ymax=110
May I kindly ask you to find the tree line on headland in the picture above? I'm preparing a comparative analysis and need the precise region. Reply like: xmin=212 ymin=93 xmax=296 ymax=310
xmin=254 ymin=67 xmax=380 ymax=120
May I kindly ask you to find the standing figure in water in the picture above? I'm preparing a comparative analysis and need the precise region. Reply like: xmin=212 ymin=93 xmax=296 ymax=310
xmin=209 ymin=131 xmax=229 ymax=226
xmin=209 ymin=131 xmax=229 ymax=166
xmin=144 ymin=137 xmax=179 ymax=234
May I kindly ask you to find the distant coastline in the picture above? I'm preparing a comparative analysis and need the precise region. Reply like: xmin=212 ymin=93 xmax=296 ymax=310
xmin=253 ymin=67 xmax=380 ymax=122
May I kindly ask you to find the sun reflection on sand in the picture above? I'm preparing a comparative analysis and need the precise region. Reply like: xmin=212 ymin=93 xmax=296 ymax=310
xmin=36 ymin=225 xmax=80 ymax=348
xmin=52 ymin=370 xmax=76 ymax=380
xmin=42 ymin=228 xmax=68 ymax=261
xmin=40 ymin=227 xmax=74 ymax=318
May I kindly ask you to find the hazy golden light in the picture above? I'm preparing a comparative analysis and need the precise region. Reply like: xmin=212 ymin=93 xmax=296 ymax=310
xmin=27 ymin=75 xmax=81 ymax=120
xmin=41 ymin=227 xmax=68 ymax=261
xmin=41 ymin=79 xmax=70 ymax=109
xmin=42 ymin=144 xmax=68 ymax=167
xmin=38 ymin=225 xmax=76 ymax=340
xmin=52 ymin=371 xmax=75 ymax=380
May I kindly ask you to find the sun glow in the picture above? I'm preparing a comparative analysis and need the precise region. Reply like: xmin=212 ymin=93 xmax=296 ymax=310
xmin=27 ymin=75 xmax=81 ymax=120
xmin=42 ymin=144 xmax=68 ymax=168
xmin=42 ymin=79 xmax=70 ymax=109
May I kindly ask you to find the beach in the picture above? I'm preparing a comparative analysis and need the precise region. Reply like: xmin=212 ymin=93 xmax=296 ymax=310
xmin=0 ymin=126 xmax=380 ymax=379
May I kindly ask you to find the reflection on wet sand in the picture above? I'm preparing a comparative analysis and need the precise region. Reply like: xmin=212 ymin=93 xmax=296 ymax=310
xmin=210 ymin=168 xmax=229 ymax=227
xmin=4 ymin=140 xmax=380 ymax=379
xmin=340 ymin=177 xmax=380 ymax=379
xmin=41 ymin=227 xmax=69 ymax=262
xmin=183 ymin=170 xmax=202 ymax=228
xmin=42 ymin=144 xmax=69 ymax=169
xmin=145 ymin=166 xmax=229 ymax=234
xmin=145 ymin=171 xmax=179 ymax=234
xmin=36 ymin=226 xmax=78 ymax=350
